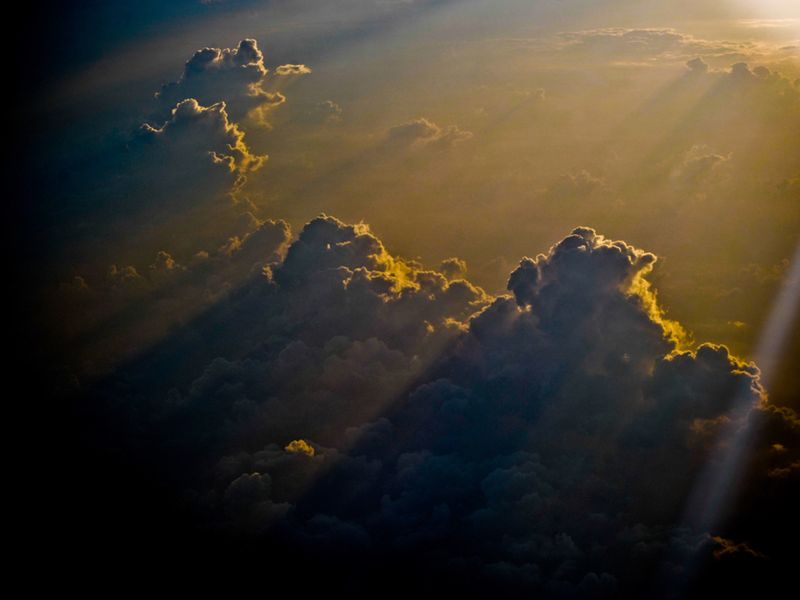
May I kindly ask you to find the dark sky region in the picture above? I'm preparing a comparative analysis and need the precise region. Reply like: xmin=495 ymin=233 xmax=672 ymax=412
xmin=15 ymin=1 xmax=799 ymax=597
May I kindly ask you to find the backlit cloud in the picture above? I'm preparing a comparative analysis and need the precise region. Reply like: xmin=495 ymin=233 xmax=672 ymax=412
xmin=66 ymin=218 xmax=798 ymax=596
xmin=157 ymin=38 xmax=287 ymax=120
xmin=274 ymin=63 xmax=313 ymax=76
xmin=387 ymin=117 xmax=474 ymax=149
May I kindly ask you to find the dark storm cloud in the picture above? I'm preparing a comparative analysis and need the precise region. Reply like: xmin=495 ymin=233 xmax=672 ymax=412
xmin=157 ymin=38 xmax=286 ymax=121
xmin=76 ymin=219 xmax=799 ymax=597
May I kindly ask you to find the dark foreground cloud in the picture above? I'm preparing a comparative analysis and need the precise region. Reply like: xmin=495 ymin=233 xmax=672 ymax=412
xmin=42 ymin=38 xmax=301 ymax=291
xmin=56 ymin=217 xmax=799 ymax=598
xmin=48 ymin=96 xmax=270 ymax=279
xmin=55 ymin=216 xmax=290 ymax=372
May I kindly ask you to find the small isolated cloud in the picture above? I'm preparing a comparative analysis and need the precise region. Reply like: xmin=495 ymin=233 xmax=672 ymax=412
xmin=686 ymin=57 xmax=709 ymax=73
xmin=311 ymin=99 xmax=343 ymax=124
xmin=274 ymin=63 xmax=313 ymax=76
xmin=671 ymin=145 xmax=730 ymax=186
xmin=546 ymin=170 xmax=605 ymax=201
xmin=285 ymin=439 xmax=316 ymax=456
xmin=387 ymin=117 xmax=473 ymax=149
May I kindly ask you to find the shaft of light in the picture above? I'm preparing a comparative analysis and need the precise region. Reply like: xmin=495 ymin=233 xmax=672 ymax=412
xmin=687 ymin=239 xmax=800 ymax=532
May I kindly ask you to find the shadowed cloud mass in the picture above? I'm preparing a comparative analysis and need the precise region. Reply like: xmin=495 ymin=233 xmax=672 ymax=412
xmin=60 ymin=216 xmax=798 ymax=598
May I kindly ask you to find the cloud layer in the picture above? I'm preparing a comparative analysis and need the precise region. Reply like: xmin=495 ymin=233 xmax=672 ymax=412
xmin=63 ymin=217 xmax=799 ymax=598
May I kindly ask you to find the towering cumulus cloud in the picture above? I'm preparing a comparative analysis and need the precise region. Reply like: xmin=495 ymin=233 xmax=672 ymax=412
xmin=72 ymin=218 xmax=798 ymax=598
xmin=157 ymin=38 xmax=286 ymax=120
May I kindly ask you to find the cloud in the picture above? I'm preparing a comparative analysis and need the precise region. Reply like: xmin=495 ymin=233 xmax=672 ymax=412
xmin=285 ymin=439 xmax=316 ymax=456
xmin=156 ymin=38 xmax=286 ymax=120
xmin=686 ymin=57 xmax=709 ymax=73
xmin=440 ymin=257 xmax=468 ymax=280
xmin=56 ymin=96 xmax=269 ymax=251
xmin=387 ymin=117 xmax=474 ymax=149
xmin=274 ymin=64 xmax=313 ymax=76
xmin=670 ymin=145 xmax=730 ymax=186
xmin=310 ymin=99 xmax=343 ymax=124
xmin=556 ymin=28 xmax=775 ymax=67
xmin=546 ymin=171 xmax=605 ymax=201
xmin=68 ymin=217 xmax=798 ymax=596
xmin=140 ymin=98 xmax=266 ymax=183
xmin=55 ymin=217 xmax=291 ymax=372
xmin=55 ymin=97 xmax=274 ymax=264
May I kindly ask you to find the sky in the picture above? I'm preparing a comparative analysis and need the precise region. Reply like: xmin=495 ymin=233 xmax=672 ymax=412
xmin=18 ymin=1 xmax=799 ymax=597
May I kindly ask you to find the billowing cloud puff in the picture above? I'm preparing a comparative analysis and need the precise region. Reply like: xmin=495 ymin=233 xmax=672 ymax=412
xmin=387 ymin=117 xmax=474 ymax=149
xmin=157 ymin=38 xmax=286 ymax=120
xmin=141 ymin=98 xmax=266 ymax=183
xmin=440 ymin=257 xmax=468 ymax=280
xmin=76 ymin=97 xmax=271 ymax=258
xmin=69 ymin=218 xmax=798 ymax=597
xmin=687 ymin=56 xmax=710 ymax=73
xmin=45 ymin=95 xmax=273 ymax=273
xmin=670 ymin=145 xmax=730 ymax=186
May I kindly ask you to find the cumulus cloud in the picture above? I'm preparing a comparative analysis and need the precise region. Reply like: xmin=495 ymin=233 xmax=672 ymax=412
xmin=686 ymin=56 xmax=709 ymax=73
xmin=670 ymin=145 xmax=730 ymax=186
xmin=60 ymin=96 xmax=269 ymax=250
xmin=52 ymin=96 xmax=273 ymax=267
xmin=387 ymin=117 xmax=474 ymax=149
xmin=52 ymin=94 xmax=278 ymax=277
xmin=157 ymin=38 xmax=287 ymax=120
xmin=141 ymin=98 xmax=266 ymax=184
xmin=440 ymin=257 xmax=468 ymax=280
xmin=69 ymin=218 xmax=799 ymax=597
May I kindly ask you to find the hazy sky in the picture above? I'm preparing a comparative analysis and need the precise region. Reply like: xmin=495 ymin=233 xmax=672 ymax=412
xmin=21 ymin=1 xmax=799 ymax=596
xmin=31 ymin=0 xmax=799 ymax=360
